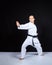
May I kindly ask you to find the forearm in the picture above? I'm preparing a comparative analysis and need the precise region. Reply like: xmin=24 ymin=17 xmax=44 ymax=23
xmin=17 ymin=24 xmax=28 ymax=30
xmin=16 ymin=22 xmax=31 ymax=30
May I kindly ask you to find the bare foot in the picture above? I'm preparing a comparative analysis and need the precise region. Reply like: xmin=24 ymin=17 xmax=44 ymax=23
xmin=19 ymin=58 xmax=24 ymax=60
xmin=39 ymin=53 xmax=44 ymax=56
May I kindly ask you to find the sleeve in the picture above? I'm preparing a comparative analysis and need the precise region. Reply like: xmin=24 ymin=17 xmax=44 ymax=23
xmin=17 ymin=23 xmax=31 ymax=30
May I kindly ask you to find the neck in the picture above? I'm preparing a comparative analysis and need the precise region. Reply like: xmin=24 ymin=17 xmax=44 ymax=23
xmin=30 ymin=22 xmax=34 ymax=24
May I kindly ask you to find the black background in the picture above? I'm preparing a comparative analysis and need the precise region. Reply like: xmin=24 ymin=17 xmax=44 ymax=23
xmin=0 ymin=1 xmax=52 ymax=52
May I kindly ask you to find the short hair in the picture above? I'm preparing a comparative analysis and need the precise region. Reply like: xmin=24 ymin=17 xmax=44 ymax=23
xmin=29 ymin=15 xmax=34 ymax=17
xmin=28 ymin=14 xmax=35 ymax=19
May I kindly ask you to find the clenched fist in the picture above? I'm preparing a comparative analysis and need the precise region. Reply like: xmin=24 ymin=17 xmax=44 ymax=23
xmin=16 ymin=21 xmax=20 ymax=27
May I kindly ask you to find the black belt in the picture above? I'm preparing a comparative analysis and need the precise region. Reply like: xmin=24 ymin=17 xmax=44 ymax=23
xmin=28 ymin=34 xmax=38 ymax=38
xmin=28 ymin=34 xmax=38 ymax=46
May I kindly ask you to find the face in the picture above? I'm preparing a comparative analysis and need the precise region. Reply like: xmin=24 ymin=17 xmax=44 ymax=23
xmin=29 ymin=15 xmax=35 ymax=23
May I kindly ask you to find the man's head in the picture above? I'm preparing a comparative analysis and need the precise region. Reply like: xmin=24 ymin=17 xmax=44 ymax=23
xmin=29 ymin=15 xmax=35 ymax=23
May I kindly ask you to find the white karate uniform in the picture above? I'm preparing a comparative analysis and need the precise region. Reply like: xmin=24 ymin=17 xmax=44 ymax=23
xmin=18 ymin=22 xmax=43 ymax=58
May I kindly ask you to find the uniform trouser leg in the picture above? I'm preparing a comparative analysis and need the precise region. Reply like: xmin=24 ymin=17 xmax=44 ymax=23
xmin=33 ymin=38 xmax=43 ymax=55
xmin=20 ymin=37 xmax=32 ymax=58
xmin=20 ymin=37 xmax=43 ymax=58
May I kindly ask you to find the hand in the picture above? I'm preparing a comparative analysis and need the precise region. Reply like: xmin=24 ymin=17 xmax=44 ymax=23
xmin=16 ymin=21 xmax=20 ymax=27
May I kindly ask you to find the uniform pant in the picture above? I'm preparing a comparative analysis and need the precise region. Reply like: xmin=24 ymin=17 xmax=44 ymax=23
xmin=20 ymin=36 xmax=43 ymax=58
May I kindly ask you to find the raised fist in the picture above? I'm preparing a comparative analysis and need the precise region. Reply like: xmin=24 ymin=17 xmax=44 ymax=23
xmin=16 ymin=21 xmax=20 ymax=27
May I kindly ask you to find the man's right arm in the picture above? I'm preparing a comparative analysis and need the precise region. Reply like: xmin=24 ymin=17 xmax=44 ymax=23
xmin=16 ymin=21 xmax=32 ymax=30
